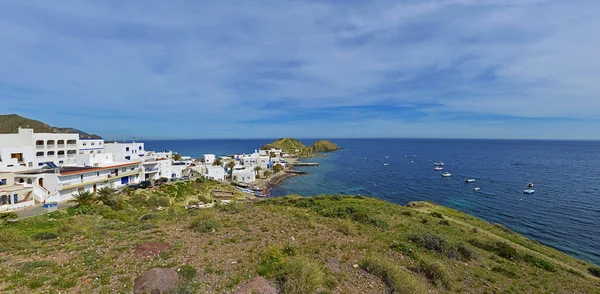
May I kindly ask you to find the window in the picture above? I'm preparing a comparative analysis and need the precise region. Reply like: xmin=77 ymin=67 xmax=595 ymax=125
xmin=59 ymin=161 xmax=64 ymax=164
xmin=38 ymin=163 xmax=44 ymax=166
xmin=36 ymin=151 xmax=44 ymax=156
xmin=126 ymin=147 xmax=130 ymax=151
xmin=138 ymin=146 xmax=142 ymax=150
xmin=97 ymin=172 xmax=100 ymax=176
xmin=19 ymin=178 xmax=24 ymax=183
xmin=125 ymin=156 xmax=131 ymax=160
xmin=47 ymin=151 xmax=55 ymax=156
xmin=13 ymin=194 xmax=18 ymax=204
xmin=83 ymin=143 xmax=87 ymax=146
xmin=0 ymin=179 xmax=6 ymax=185
xmin=80 ymin=175 xmax=83 ymax=181
xmin=27 ymin=179 xmax=32 ymax=184
xmin=91 ymin=142 xmax=95 ymax=145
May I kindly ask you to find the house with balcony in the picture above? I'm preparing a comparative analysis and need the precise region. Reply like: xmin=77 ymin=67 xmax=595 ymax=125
xmin=15 ymin=162 xmax=142 ymax=203
xmin=0 ymin=127 xmax=80 ymax=170
xmin=232 ymin=167 xmax=255 ymax=184
xmin=78 ymin=138 xmax=104 ymax=154
xmin=104 ymin=142 xmax=145 ymax=162
xmin=0 ymin=172 xmax=35 ymax=212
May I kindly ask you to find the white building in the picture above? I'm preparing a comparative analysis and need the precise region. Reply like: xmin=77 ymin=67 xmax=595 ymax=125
xmin=15 ymin=161 xmax=142 ymax=203
xmin=204 ymin=154 xmax=216 ymax=165
xmin=204 ymin=165 xmax=226 ymax=181
xmin=0 ymin=127 xmax=79 ymax=170
xmin=258 ymin=155 xmax=271 ymax=169
xmin=104 ymin=142 xmax=145 ymax=162
xmin=76 ymin=152 xmax=114 ymax=167
xmin=78 ymin=138 xmax=104 ymax=154
xmin=232 ymin=167 xmax=255 ymax=184
xmin=0 ymin=172 xmax=35 ymax=212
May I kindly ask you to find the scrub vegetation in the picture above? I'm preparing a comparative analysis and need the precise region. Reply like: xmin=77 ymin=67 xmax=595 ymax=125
xmin=1 ymin=183 xmax=599 ymax=293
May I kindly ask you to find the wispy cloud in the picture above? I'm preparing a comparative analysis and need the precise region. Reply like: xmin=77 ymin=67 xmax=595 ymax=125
xmin=0 ymin=0 xmax=599 ymax=139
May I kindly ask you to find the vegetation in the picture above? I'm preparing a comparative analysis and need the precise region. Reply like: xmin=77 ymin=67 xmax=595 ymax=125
xmin=0 ymin=192 xmax=599 ymax=293
xmin=68 ymin=190 xmax=97 ymax=206
xmin=589 ymin=266 xmax=600 ymax=278
xmin=212 ymin=158 xmax=223 ymax=166
xmin=0 ymin=114 xmax=100 ymax=138
xmin=261 ymin=138 xmax=313 ymax=157
xmin=172 ymin=153 xmax=182 ymax=161
xmin=311 ymin=140 xmax=339 ymax=152
xmin=273 ymin=163 xmax=284 ymax=173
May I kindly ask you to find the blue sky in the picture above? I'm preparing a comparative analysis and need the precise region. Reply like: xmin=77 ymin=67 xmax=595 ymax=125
xmin=1 ymin=0 xmax=599 ymax=139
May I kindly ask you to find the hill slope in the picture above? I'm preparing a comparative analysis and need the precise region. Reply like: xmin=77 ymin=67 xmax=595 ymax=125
xmin=311 ymin=140 xmax=339 ymax=152
xmin=1 ymin=181 xmax=599 ymax=293
xmin=261 ymin=138 xmax=313 ymax=156
xmin=0 ymin=114 xmax=101 ymax=139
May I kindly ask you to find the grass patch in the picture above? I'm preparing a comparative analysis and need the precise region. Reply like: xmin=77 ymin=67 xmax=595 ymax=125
xmin=415 ymin=259 xmax=451 ymax=288
xmin=277 ymin=257 xmax=325 ymax=294
xmin=32 ymin=231 xmax=59 ymax=240
xmin=469 ymin=239 xmax=520 ymax=260
xmin=189 ymin=210 xmax=221 ymax=233
xmin=177 ymin=264 xmax=198 ymax=281
xmin=17 ymin=260 xmax=56 ymax=270
xmin=430 ymin=212 xmax=444 ymax=219
xmin=408 ymin=233 xmax=474 ymax=261
xmin=492 ymin=266 xmax=518 ymax=278
xmin=335 ymin=222 xmax=357 ymax=236
xmin=390 ymin=241 xmax=416 ymax=258
xmin=523 ymin=254 xmax=557 ymax=272
xmin=360 ymin=254 xmax=426 ymax=294
xmin=588 ymin=266 xmax=600 ymax=278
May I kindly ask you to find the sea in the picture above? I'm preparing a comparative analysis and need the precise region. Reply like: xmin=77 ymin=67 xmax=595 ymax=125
xmin=144 ymin=139 xmax=600 ymax=266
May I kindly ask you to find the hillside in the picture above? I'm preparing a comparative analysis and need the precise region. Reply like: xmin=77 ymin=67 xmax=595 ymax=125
xmin=261 ymin=138 xmax=313 ymax=156
xmin=1 ymin=180 xmax=599 ymax=293
xmin=0 ymin=114 xmax=101 ymax=139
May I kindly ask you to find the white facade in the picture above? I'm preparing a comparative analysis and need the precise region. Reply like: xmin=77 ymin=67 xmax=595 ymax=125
xmin=170 ymin=162 xmax=189 ymax=178
xmin=104 ymin=142 xmax=145 ymax=162
xmin=258 ymin=155 xmax=271 ymax=169
xmin=204 ymin=165 xmax=226 ymax=181
xmin=16 ymin=162 xmax=142 ymax=203
xmin=232 ymin=167 xmax=255 ymax=183
xmin=76 ymin=153 xmax=114 ymax=167
xmin=0 ymin=172 xmax=35 ymax=211
xmin=204 ymin=154 xmax=216 ymax=165
xmin=78 ymin=138 xmax=104 ymax=154
xmin=0 ymin=127 xmax=79 ymax=170
xmin=0 ymin=146 xmax=35 ymax=172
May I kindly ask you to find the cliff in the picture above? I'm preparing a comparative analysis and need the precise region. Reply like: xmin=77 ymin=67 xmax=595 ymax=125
xmin=1 ymin=181 xmax=599 ymax=293
xmin=0 ymin=114 xmax=102 ymax=139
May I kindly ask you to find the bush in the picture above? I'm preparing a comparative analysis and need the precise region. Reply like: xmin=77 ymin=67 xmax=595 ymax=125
xmin=492 ymin=266 xmax=518 ymax=278
xmin=277 ymin=257 xmax=325 ymax=294
xmin=430 ymin=212 xmax=444 ymax=219
xmin=189 ymin=209 xmax=220 ymax=233
xmin=455 ymin=243 xmax=476 ymax=261
xmin=409 ymin=234 xmax=447 ymax=253
xmin=390 ymin=242 xmax=416 ymax=258
xmin=360 ymin=255 xmax=426 ymax=294
xmin=73 ymin=205 xmax=93 ymax=215
xmin=589 ymin=266 xmax=600 ymax=278
xmin=177 ymin=264 xmax=197 ymax=281
xmin=438 ymin=220 xmax=450 ymax=226
xmin=257 ymin=246 xmax=288 ymax=278
xmin=416 ymin=259 xmax=451 ymax=288
xmin=351 ymin=212 xmax=388 ymax=229
xmin=335 ymin=222 xmax=357 ymax=236
xmin=468 ymin=239 xmax=519 ymax=260
xmin=33 ymin=232 xmax=58 ymax=240
xmin=523 ymin=254 xmax=557 ymax=272
xmin=401 ymin=211 xmax=412 ymax=216
xmin=0 ymin=228 xmax=30 ymax=251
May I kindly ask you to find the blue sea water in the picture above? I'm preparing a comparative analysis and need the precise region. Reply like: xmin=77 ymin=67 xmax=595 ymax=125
xmin=144 ymin=139 xmax=600 ymax=266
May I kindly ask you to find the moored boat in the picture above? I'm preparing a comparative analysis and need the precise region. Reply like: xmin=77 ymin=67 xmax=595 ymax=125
xmin=523 ymin=189 xmax=535 ymax=194
xmin=442 ymin=172 xmax=452 ymax=177
xmin=465 ymin=179 xmax=475 ymax=183
xmin=473 ymin=187 xmax=480 ymax=191
xmin=527 ymin=183 xmax=534 ymax=187
xmin=383 ymin=163 xmax=389 ymax=166
xmin=433 ymin=162 xmax=445 ymax=166
xmin=434 ymin=166 xmax=443 ymax=171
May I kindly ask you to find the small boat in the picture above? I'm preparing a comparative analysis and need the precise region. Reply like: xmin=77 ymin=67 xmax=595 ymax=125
xmin=385 ymin=156 xmax=390 ymax=159
xmin=442 ymin=172 xmax=452 ymax=177
xmin=434 ymin=166 xmax=443 ymax=171
xmin=465 ymin=179 xmax=475 ymax=183
xmin=254 ymin=192 xmax=267 ymax=197
xmin=473 ymin=187 xmax=480 ymax=191
xmin=410 ymin=161 xmax=414 ymax=163
xmin=383 ymin=163 xmax=389 ymax=166
xmin=433 ymin=162 xmax=445 ymax=166
xmin=523 ymin=189 xmax=535 ymax=194
xmin=404 ymin=155 xmax=410 ymax=158
xmin=527 ymin=183 xmax=534 ymax=187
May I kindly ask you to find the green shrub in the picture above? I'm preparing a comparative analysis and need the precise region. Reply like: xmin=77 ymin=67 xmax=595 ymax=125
xmin=360 ymin=255 xmax=426 ymax=294
xmin=33 ymin=232 xmax=58 ymax=240
xmin=438 ymin=220 xmax=450 ymax=226
xmin=588 ymin=266 xmax=600 ymax=278
xmin=0 ymin=227 xmax=30 ymax=251
xmin=401 ymin=211 xmax=412 ymax=216
xmin=492 ymin=266 xmax=518 ymax=278
xmin=177 ymin=264 xmax=198 ymax=281
xmin=277 ymin=257 xmax=325 ymax=294
xmin=351 ymin=212 xmax=388 ymax=228
xmin=455 ymin=243 xmax=476 ymax=261
xmin=409 ymin=234 xmax=447 ymax=253
xmin=430 ymin=212 xmax=444 ymax=219
xmin=416 ymin=259 xmax=451 ymax=288
xmin=18 ymin=260 xmax=56 ymax=270
xmin=73 ymin=205 xmax=93 ymax=215
xmin=189 ymin=210 xmax=220 ymax=233
xmin=282 ymin=243 xmax=297 ymax=256
xmin=390 ymin=242 xmax=416 ymax=258
xmin=139 ymin=214 xmax=158 ymax=221
xmin=257 ymin=246 xmax=287 ymax=278
xmin=523 ymin=254 xmax=557 ymax=272
xmin=0 ymin=212 xmax=18 ymax=220
xmin=335 ymin=222 xmax=357 ymax=236
xmin=469 ymin=239 xmax=519 ymax=260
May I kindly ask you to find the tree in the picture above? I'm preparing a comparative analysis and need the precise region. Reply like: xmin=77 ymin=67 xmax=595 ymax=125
xmin=172 ymin=153 xmax=182 ymax=161
xmin=263 ymin=170 xmax=271 ymax=178
xmin=213 ymin=158 xmax=223 ymax=166
xmin=226 ymin=160 xmax=236 ymax=172
xmin=254 ymin=166 xmax=262 ymax=175
xmin=97 ymin=187 xmax=118 ymax=209
xmin=273 ymin=163 xmax=284 ymax=173
xmin=68 ymin=190 xmax=97 ymax=206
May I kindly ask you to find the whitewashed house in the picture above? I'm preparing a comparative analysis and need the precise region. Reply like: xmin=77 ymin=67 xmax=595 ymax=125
xmin=78 ymin=138 xmax=104 ymax=155
xmin=232 ymin=167 xmax=255 ymax=184
xmin=104 ymin=142 xmax=145 ymax=162
xmin=204 ymin=165 xmax=226 ymax=181
xmin=0 ymin=172 xmax=35 ymax=211
xmin=204 ymin=154 xmax=216 ymax=165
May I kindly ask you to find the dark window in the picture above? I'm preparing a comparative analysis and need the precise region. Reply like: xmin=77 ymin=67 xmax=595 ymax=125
xmin=125 ymin=156 xmax=131 ymax=160
xmin=126 ymin=147 xmax=130 ymax=151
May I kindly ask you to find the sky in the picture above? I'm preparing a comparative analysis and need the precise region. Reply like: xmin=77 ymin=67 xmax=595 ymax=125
xmin=1 ymin=0 xmax=599 ymax=140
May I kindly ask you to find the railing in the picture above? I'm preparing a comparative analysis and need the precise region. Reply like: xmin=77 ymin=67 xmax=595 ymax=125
xmin=36 ymin=145 xmax=45 ymax=149
xmin=67 ymin=154 xmax=76 ymax=158
xmin=145 ymin=168 xmax=159 ymax=172
xmin=58 ymin=155 xmax=65 ymax=158
xmin=57 ymin=144 xmax=65 ymax=148
xmin=67 ymin=144 xmax=77 ymax=148
xmin=47 ymin=144 xmax=55 ymax=149
xmin=33 ymin=183 xmax=50 ymax=203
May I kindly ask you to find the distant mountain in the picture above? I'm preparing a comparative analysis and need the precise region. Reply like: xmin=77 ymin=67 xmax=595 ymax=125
xmin=0 ymin=114 xmax=102 ymax=139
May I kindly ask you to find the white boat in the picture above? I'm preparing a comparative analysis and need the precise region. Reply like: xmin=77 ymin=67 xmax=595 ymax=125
xmin=385 ymin=156 xmax=390 ymax=159
xmin=465 ymin=179 xmax=475 ymax=183
xmin=523 ymin=189 xmax=535 ymax=194
xmin=434 ymin=167 xmax=443 ymax=171
xmin=527 ymin=183 xmax=534 ymax=187
xmin=433 ymin=162 xmax=445 ymax=166
xmin=442 ymin=172 xmax=452 ymax=177
xmin=473 ymin=187 xmax=480 ymax=191
xmin=383 ymin=163 xmax=389 ymax=166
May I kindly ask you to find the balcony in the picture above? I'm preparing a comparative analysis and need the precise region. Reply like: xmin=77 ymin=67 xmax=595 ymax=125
xmin=36 ymin=145 xmax=45 ymax=150
xmin=144 ymin=167 xmax=159 ymax=172
xmin=57 ymin=155 xmax=65 ymax=159
xmin=67 ymin=144 xmax=77 ymax=148
xmin=57 ymin=144 xmax=65 ymax=148
xmin=47 ymin=144 xmax=55 ymax=149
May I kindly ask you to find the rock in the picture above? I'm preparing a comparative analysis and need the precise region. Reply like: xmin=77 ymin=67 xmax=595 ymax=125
xmin=133 ymin=268 xmax=180 ymax=294
xmin=311 ymin=140 xmax=339 ymax=152
xmin=134 ymin=242 xmax=172 ymax=257
xmin=233 ymin=276 xmax=278 ymax=294
xmin=325 ymin=256 xmax=341 ymax=273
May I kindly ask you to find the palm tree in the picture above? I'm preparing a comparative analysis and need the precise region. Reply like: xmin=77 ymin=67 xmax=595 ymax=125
xmin=68 ymin=190 xmax=97 ymax=206
xmin=213 ymin=158 xmax=223 ymax=166
xmin=273 ymin=163 xmax=284 ymax=173
xmin=226 ymin=160 xmax=236 ymax=171
xmin=97 ymin=187 xmax=117 ymax=207
xmin=254 ymin=166 xmax=262 ymax=175
xmin=172 ymin=153 xmax=182 ymax=161
xmin=263 ymin=170 xmax=271 ymax=178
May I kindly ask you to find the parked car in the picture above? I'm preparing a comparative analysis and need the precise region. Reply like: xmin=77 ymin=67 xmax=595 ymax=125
xmin=180 ymin=176 xmax=190 ymax=181
xmin=129 ymin=180 xmax=152 ymax=189
xmin=170 ymin=177 xmax=179 ymax=182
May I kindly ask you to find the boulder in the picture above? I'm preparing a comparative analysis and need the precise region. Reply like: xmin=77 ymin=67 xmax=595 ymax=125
xmin=133 ymin=268 xmax=180 ymax=294
xmin=134 ymin=242 xmax=172 ymax=257
xmin=233 ymin=276 xmax=278 ymax=294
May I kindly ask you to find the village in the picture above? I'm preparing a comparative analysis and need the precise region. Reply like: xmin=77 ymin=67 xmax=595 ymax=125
xmin=0 ymin=126 xmax=296 ymax=213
